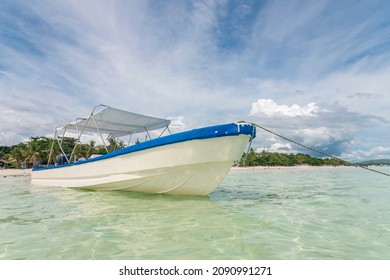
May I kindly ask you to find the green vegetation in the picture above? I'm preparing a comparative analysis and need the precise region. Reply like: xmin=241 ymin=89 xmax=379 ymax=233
xmin=2 ymin=138 xmax=387 ymax=169
xmin=238 ymin=149 xmax=346 ymax=167
xmin=0 ymin=136 xmax=124 ymax=169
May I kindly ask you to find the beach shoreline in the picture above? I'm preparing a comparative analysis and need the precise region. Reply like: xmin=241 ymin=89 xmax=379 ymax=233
xmin=0 ymin=168 xmax=32 ymax=177
xmin=0 ymin=166 xmax=351 ymax=177
xmin=230 ymin=165 xmax=352 ymax=172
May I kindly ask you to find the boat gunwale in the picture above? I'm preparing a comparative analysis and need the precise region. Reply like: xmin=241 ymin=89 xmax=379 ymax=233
xmin=32 ymin=123 xmax=255 ymax=172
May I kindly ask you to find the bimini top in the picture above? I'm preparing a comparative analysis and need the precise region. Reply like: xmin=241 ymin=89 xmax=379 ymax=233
xmin=59 ymin=105 xmax=171 ymax=137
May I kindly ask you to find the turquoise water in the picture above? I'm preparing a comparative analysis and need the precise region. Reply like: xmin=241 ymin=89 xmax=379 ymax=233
xmin=0 ymin=167 xmax=389 ymax=260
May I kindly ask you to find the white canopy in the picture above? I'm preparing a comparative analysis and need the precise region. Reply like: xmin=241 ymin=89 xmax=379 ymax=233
xmin=60 ymin=105 xmax=171 ymax=137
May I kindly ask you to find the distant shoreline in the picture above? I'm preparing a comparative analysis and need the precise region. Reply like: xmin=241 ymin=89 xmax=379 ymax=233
xmin=0 ymin=165 xmax=384 ymax=177
xmin=230 ymin=165 xmax=353 ymax=172
xmin=0 ymin=169 xmax=32 ymax=177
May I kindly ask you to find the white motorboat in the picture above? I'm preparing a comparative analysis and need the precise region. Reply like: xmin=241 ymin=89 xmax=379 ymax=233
xmin=31 ymin=105 xmax=256 ymax=195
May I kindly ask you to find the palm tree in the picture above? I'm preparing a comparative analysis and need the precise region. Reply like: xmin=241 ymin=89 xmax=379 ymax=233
xmin=23 ymin=137 xmax=41 ymax=167
xmin=86 ymin=140 xmax=96 ymax=157
xmin=9 ymin=146 xmax=24 ymax=169
xmin=107 ymin=137 xmax=125 ymax=152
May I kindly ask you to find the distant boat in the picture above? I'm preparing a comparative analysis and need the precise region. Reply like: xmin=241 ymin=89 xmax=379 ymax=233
xmin=31 ymin=105 xmax=256 ymax=195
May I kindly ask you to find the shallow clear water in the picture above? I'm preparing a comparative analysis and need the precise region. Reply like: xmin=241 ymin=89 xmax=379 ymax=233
xmin=1 ymin=167 xmax=389 ymax=260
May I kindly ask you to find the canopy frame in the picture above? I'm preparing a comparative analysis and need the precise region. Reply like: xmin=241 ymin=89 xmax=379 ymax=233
xmin=47 ymin=105 xmax=171 ymax=166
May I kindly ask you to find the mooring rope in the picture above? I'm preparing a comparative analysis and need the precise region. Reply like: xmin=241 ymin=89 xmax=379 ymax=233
xmin=240 ymin=121 xmax=390 ymax=177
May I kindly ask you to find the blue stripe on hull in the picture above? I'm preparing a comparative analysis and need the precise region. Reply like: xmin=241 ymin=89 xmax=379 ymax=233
xmin=33 ymin=123 xmax=255 ymax=171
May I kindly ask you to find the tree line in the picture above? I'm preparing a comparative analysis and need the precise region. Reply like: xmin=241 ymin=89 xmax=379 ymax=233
xmin=0 ymin=136 xmax=124 ymax=169
xmin=1 ymin=137 xmax=346 ymax=169
xmin=237 ymin=148 xmax=345 ymax=167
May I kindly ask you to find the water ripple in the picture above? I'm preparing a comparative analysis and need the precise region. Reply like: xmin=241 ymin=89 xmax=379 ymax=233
xmin=1 ymin=167 xmax=389 ymax=259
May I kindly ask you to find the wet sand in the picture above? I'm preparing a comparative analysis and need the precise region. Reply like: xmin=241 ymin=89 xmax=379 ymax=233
xmin=0 ymin=169 xmax=32 ymax=177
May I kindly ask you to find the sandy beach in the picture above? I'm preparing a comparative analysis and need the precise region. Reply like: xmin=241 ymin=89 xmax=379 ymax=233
xmin=1 ymin=166 xmax=349 ymax=177
xmin=230 ymin=165 xmax=351 ymax=172
xmin=0 ymin=168 xmax=32 ymax=177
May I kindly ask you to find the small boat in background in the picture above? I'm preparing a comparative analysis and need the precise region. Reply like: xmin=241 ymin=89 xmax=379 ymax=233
xmin=31 ymin=105 xmax=256 ymax=195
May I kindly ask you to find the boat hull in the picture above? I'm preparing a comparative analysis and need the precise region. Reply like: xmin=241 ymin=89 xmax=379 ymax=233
xmin=32 ymin=123 xmax=254 ymax=195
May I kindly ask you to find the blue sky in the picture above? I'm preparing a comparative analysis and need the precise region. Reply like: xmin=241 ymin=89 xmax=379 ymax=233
xmin=1 ymin=0 xmax=389 ymax=161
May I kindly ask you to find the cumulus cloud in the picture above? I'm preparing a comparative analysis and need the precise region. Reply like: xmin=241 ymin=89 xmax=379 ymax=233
xmin=294 ymin=127 xmax=341 ymax=145
xmin=248 ymin=98 xmax=386 ymax=158
xmin=256 ymin=143 xmax=296 ymax=154
xmin=0 ymin=1 xmax=389 ymax=161
xmin=341 ymin=146 xmax=390 ymax=161
xmin=250 ymin=99 xmax=322 ymax=117
xmin=167 ymin=116 xmax=187 ymax=133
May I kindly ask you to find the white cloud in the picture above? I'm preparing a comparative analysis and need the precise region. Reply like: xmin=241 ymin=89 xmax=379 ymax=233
xmin=250 ymin=99 xmax=321 ymax=117
xmin=248 ymin=100 xmax=383 ymax=158
xmin=167 ymin=116 xmax=187 ymax=133
xmin=256 ymin=143 xmax=296 ymax=153
xmin=341 ymin=146 xmax=390 ymax=161
xmin=294 ymin=127 xmax=339 ymax=145
xmin=0 ymin=1 xmax=389 ymax=162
